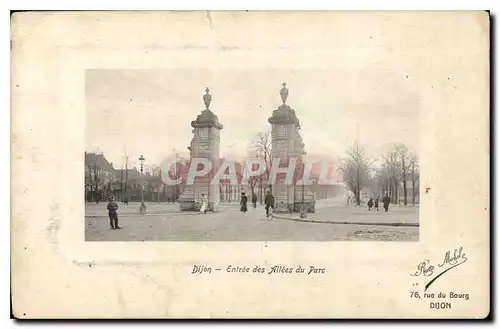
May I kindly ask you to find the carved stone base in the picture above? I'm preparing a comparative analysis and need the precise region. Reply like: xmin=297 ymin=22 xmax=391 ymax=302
xmin=271 ymin=184 xmax=316 ymax=213
xmin=179 ymin=183 xmax=219 ymax=212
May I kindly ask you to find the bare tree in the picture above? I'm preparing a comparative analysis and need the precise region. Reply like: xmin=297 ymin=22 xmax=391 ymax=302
xmin=85 ymin=163 xmax=114 ymax=203
xmin=167 ymin=160 xmax=184 ymax=202
xmin=251 ymin=131 xmax=272 ymax=200
xmin=151 ymin=165 xmax=163 ymax=203
xmin=248 ymin=175 xmax=258 ymax=196
xmin=408 ymin=153 xmax=420 ymax=205
xmin=381 ymin=149 xmax=401 ymax=204
xmin=373 ymin=163 xmax=388 ymax=197
xmin=337 ymin=142 xmax=373 ymax=206
xmin=161 ymin=153 xmax=186 ymax=202
xmin=394 ymin=144 xmax=411 ymax=206
xmin=373 ymin=145 xmax=419 ymax=206
xmin=85 ymin=165 xmax=95 ymax=202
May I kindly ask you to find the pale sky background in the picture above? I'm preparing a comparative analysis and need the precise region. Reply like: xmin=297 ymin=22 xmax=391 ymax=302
xmin=86 ymin=68 xmax=419 ymax=169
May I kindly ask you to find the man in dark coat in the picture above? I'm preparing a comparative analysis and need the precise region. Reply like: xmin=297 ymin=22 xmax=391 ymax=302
xmin=367 ymin=198 xmax=374 ymax=211
xmin=251 ymin=193 xmax=257 ymax=208
xmin=382 ymin=194 xmax=391 ymax=212
xmin=240 ymin=192 xmax=248 ymax=213
xmin=264 ymin=190 xmax=275 ymax=217
xmin=107 ymin=196 xmax=121 ymax=229
xmin=374 ymin=197 xmax=379 ymax=211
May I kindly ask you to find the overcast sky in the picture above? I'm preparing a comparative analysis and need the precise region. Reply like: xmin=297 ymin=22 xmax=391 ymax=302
xmin=86 ymin=68 xmax=419 ymax=169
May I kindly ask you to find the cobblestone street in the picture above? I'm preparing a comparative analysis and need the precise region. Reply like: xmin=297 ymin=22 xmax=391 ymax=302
xmin=85 ymin=201 xmax=419 ymax=241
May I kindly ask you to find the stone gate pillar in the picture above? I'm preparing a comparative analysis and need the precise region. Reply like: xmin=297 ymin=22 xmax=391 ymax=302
xmin=179 ymin=88 xmax=223 ymax=211
xmin=268 ymin=83 xmax=315 ymax=213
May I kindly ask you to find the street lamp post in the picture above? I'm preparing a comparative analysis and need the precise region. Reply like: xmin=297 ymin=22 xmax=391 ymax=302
xmin=139 ymin=155 xmax=147 ymax=215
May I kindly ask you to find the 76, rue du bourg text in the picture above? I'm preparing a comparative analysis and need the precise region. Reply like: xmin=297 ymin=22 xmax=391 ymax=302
xmin=410 ymin=247 xmax=470 ymax=310
xmin=191 ymin=265 xmax=326 ymax=275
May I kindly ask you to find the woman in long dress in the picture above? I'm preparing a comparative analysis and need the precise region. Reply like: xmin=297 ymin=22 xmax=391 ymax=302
xmin=240 ymin=192 xmax=248 ymax=213
xmin=200 ymin=194 xmax=208 ymax=214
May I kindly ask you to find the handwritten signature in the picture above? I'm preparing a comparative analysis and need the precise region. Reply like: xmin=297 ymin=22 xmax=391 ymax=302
xmin=411 ymin=247 xmax=467 ymax=291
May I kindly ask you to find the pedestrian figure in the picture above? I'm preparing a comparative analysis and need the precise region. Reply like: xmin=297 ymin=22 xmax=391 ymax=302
xmin=367 ymin=198 xmax=374 ymax=211
xmin=251 ymin=193 xmax=257 ymax=208
xmin=107 ymin=196 xmax=120 ymax=229
xmin=264 ymin=190 xmax=275 ymax=218
xmin=240 ymin=192 xmax=248 ymax=213
xmin=200 ymin=194 xmax=208 ymax=214
xmin=374 ymin=197 xmax=379 ymax=211
xmin=382 ymin=194 xmax=391 ymax=212
xmin=312 ymin=192 xmax=316 ymax=213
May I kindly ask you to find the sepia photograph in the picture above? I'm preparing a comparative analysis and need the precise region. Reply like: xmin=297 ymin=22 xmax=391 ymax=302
xmin=11 ymin=11 xmax=489 ymax=319
xmin=85 ymin=69 xmax=420 ymax=241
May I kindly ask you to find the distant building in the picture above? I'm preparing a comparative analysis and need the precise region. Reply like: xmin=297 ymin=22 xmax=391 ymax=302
xmin=110 ymin=168 xmax=140 ymax=201
xmin=84 ymin=151 xmax=115 ymax=202
xmin=309 ymin=179 xmax=342 ymax=200
xmin=110 ymin=167 xmax=178 ymax=203
xmin=85 ymin=152 xmax=114 ymax=171
xmin=306 ymin=161 xmax=341 ymax=200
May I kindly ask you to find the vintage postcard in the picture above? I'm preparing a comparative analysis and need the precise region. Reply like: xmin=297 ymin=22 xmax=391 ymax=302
xmin=11 ymin=11 xmax=489 ymax=318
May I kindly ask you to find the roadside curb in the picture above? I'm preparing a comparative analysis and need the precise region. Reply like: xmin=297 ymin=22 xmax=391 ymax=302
xmin=86 ymin=212 xmax=217 ymax=219
xmin=272 ymin=215 xmax=419 ymax=227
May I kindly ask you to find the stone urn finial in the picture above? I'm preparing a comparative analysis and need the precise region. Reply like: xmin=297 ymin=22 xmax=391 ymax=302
xmin=280 ymin=82 xmax=289 ymax=104
xmin=203 ymin=87 xmax=212 ymax=110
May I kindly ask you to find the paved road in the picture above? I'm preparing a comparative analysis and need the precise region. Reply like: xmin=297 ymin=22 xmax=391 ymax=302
xmin=85 ymin=202 xmax=180 ymax=217
xmin=85 ymin=202 xmax=419 ymax=242
xmin=280 ymin=202 xmax=419 ymax=226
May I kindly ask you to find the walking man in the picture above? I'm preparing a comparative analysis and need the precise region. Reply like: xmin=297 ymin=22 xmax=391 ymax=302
xmin=240 ymin=192 xmax=248 ymax=213
xmin=107 ymin=196 xmax=120 ymax=229
xmin=251 ymin=193 xmax=257 ymax=208
xmin=374 ymin=196 xmax=380 ymax=211
xmin=382 ymin=194 xmax=391 ymax=212
xmin=367 ymin=198 xmax=374 ymax=211
xmin=264 ymin=190 xmax=275 ymax=218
